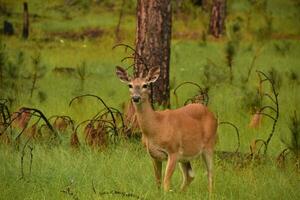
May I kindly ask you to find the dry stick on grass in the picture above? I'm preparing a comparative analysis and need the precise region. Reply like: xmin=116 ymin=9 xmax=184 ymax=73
xmin=20 ymin=137 xmax=31 ymax=180
xmin=250 ymin=139 xmax=267 ymax=156
xmin=1 ymin=109 xmax=34 ymax=144
xmin=98 ymin=190 xmax=146 ymax=200
xmin=60 ymin=186 xmax=79 ymax=200
xmin=28 ymin=145 xmax=33 ymax=175
xmin=49 ymin=115 xmax=74 ymax=132
xmin=93 ymin=108 xmax=126 ymax=141
xmin=218 ymin=121 xmax=240 ymax=153
xmin=255 ymin=70 xmax=279 ymax=154
xmin=276 ymin=148 xmax=290 ymax=168
xmin=173 ymin=81 xmax=209 ymax=107
xmin=13 ymin=108 xmax=57 ymax=141
xmin=92 ymin=107 xmax=125 ymax=130
xmin=0 ymin=99 xmax=12 ymax=139
xmin=0 ymin=99 xmax=11 ymax=124
xmin=69 ymin=94 xmax=118 ymax=135
xmin=246 ymin=46 xmax=264 ymax=82
xmin=20 ymin=107 xmax=57 ymax=135
xmin=48 ymin=115 xmax=73 ymax=125
xmin=115 ymin=0 xmax=125 ymax=42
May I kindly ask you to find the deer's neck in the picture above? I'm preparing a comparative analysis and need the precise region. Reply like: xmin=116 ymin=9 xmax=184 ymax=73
xmin=134 ymin=99 xmax=159 ymax=138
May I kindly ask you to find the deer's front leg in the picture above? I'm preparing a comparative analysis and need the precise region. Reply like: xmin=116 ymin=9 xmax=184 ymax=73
xmin=163 ymin=153 xmax=177 ymax=192
xmin=152 ymin=159 xmax=162 ymax=189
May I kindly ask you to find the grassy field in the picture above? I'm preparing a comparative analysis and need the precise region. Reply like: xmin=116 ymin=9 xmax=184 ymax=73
xmin=1 ymin=0 xmax=300 ymax=199
xmin=0 ymin=142 xmax=299 ymax=200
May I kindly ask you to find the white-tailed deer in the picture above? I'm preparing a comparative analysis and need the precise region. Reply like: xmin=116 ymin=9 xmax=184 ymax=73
xmin=116 ymin=66 xmax=217 ymax=192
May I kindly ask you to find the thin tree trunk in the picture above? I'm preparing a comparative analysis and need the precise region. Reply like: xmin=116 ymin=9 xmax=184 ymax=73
xmin=209 ymin=0 xmax=226 ymax=38
xmin=115 ymin=0 xmax=126 ymax=42
xmin=134 ymin=0 xmax=172 ymax=108
xmin=22 ymin=2 xmax=29 ymax=39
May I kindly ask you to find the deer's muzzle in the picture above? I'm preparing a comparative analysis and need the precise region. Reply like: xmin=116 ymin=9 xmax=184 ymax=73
xmin=132 ymin=96 xmax=141 ymax=103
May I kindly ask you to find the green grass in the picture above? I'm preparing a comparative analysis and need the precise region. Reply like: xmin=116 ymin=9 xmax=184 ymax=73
xmin=1 ymin=0 xmax=300 ymax=199
xmin=0 ymin=142 xmax=299 ymax=200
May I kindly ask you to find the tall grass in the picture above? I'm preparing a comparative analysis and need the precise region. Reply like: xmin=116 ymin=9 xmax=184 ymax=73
xmin=0 ymin=142 xmax=299 ymax=200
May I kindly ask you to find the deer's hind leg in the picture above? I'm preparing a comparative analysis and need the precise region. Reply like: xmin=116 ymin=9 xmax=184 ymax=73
xmin=163 ymin=153 xmax=177 ymax=192
xmin=202 ymin=150 xmax=213 ymax=193
xmin=179 ymin=161 xmax=195 ymax=191
xmin=152 ymin=159 xmax=162 ymax=189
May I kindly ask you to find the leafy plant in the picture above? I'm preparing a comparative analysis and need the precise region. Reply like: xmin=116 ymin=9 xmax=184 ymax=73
xmin=281 ymin=111 xmax=300 ymax=161
xmin=76 ymin=61 xmax=89 ymax=92
xmin=0 ymin=41 xmax=24 ymax=105
xmin=23 ymin=53 xmax=46 ymax=99
xmin=273 ymin=41 xmax=291 ymax=56
xmin=225 ymin=40 xmax=236 ymax=83
xmin=268 ymin=67 xmax=281 ymax=91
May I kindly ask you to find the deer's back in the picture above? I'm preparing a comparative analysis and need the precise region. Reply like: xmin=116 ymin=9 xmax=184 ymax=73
xmin=153 ymin=103 xmax=217 ymax=157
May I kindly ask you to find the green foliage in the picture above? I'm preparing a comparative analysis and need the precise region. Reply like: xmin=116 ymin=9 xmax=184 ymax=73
xmin=241 ymin=86 xmax=261 ymax=112
xmin=203 ymin=59 xmax=227 ymax=88
xmin=0 ymin=0 xmax=300 ymax=198
xmin=0 ymin=142 xmax=300 ymax=200
xmin=0 ymin=41 xmax=24 ymax=106
xmin=268 ymin=67 xmax=282 ymax=91
xmin=273 ymin=41 xmax=291 ymax=56
xmin=281 ymin=111 xmax=300 ymax=158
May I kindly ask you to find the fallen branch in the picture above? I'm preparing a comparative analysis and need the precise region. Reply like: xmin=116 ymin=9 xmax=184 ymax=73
xmin=219 ymin=121 xmax=240 ymax=153
xmin=98 ymin=190 xmax=146 ymax=200
xmin=69 ymin=94 xmax=118 ymax=135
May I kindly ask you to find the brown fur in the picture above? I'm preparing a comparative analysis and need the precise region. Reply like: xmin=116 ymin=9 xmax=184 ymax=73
xmin=116 ymin=66 xmax=217 ymax=192
xmin=123 ymin=101 xmax=140 ymax=137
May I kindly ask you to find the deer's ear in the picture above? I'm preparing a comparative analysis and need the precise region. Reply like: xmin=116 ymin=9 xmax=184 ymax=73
xmin=116 ymin=66 xmax=131 ymax=84
xmin=146 ymin=66 xmax=160 ymax=83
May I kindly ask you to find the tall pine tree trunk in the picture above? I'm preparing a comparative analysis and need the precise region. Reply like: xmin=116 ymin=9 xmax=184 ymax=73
xmin=209 ymin=0 xmax=226 ymax=38
xmin=134 ymin=0 xmax=172 ymax=108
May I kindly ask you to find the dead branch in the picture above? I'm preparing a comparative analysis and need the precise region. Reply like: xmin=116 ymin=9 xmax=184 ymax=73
xmin=276 ymin=148 xmax=289 ymax=168
xmin=173 ymin=81 xmax=209 ymax=107
xmin=256 ymin=70 xmax=279 ymax=154
xmin=250 ymin=139 xmax=267 ymax=155
xmin=20 ymin=107 xmax=57 ymax=134
xmin=69 ymin=94 xmax=118 ymax=135
xmin=259 ymin=105 xmax=277 ymax=113
xmin=257 ymin=112 xmax=276 ymax=121
xmin=219 ymin=121 xmax=240 ymax=153
xmin=112 ymin=43 xmax=149 ymax=74
xmin=20 ymin=137 xmax=31 ymax=180
xmin=28 ymin=145 xmax=33 ymax=175
xmin=98 ymin=190 xmax=146 ymax=200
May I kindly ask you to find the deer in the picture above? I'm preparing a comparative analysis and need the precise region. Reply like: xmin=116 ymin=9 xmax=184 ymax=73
xmin=116 ymin=66 xmax=218 ymax=192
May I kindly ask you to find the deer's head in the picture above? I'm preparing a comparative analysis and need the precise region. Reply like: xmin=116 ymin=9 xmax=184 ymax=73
xmin=116 ymin=66 xmax=160 ymax=104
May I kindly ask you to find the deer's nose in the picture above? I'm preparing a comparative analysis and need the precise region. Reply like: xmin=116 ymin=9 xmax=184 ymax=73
xmin=132 ymin=96 xmax=141 ymax=103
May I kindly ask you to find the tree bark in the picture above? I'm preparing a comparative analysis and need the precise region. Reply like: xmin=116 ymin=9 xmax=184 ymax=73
xmin=209 ymin=0 xmax=226 ymax=38
xmin=134 ymin=0 xmax=172 ymax=108
xmin=22 ymin=2 xmax=29 ymax=39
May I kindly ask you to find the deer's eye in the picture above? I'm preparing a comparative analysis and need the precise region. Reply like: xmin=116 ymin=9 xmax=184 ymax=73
xmin=128 ymin=84 xmax=133 ymax=88
xmin=142 ymin=84 xmax=148 ymax=89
